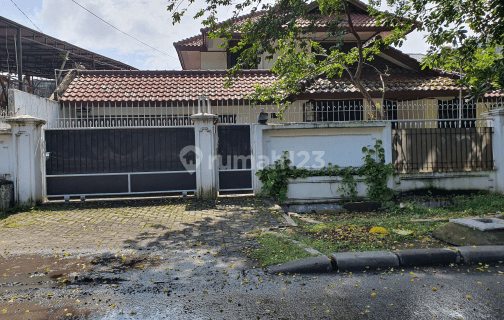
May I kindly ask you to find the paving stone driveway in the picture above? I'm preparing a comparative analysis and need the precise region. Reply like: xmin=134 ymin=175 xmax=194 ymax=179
xmin=0 ymin=197 xmax=283 ymax=253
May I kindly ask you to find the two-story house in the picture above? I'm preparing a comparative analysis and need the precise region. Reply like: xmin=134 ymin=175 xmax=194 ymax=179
xmin=53 ymin=0 xmax=497 ymax=129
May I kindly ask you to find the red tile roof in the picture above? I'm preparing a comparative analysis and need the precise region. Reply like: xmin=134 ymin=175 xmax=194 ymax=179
xmin=61 ymin=70 xmax=277 ymax=102
xmin=484 ymin=90 xmax=504 ymax=98
xmin=174 ymin=11 xmax=266 ymax=47
xmin=303 ymin=75 xmax=461 ymax=94
xmin=174 ymin=11 xmax=383 ymax=49
xmin=173 ymin=34 xmax=203 ymax=47
xmin=297 ymin=13 xmax=380 ymax=29
xmin=59 ymin=69 xmax=487 ymax=104
xmin=198 ymin=10 xmax=269 ymax=33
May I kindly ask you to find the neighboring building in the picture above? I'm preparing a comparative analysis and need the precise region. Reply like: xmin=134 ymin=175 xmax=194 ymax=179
xmin=0 ymin=15 xmax=137 ymax=103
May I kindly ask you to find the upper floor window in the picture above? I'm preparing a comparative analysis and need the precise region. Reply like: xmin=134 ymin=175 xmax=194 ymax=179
xmin=312 ymin=42 xmax=353 ymax=55
xmin=227 ymin=40 xmax=257 ymax=69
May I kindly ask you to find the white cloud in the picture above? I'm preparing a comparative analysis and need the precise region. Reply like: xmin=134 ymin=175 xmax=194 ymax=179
xmin=37 ymin=0 xmax=227 ymax=70
xmin=35 ymin=0 xmax=430 ymax=70
xmin=398 ymin=31 xmax=429 ymax=54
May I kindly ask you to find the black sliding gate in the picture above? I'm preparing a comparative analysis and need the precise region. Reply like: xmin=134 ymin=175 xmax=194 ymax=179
xmin=45 ymin=128 xmax=196 ymax=197
xmin=217 ymin=125 xmax=252 ymax=193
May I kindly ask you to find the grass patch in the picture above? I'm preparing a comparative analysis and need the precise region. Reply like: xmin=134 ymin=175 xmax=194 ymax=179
xmin=250 ymin=233 xmax=313 ymax=266
xmin=295 ymin=217 xmax=447 ymax=255
xmin=387 ymin=192 xmax=504 ymax=217
xmin=280 ymin=192 xmax=504 ymax=256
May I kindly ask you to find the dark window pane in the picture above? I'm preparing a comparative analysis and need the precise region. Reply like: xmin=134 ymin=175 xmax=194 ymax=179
xmin=438 ymin=99 xmax=476 ymax=128
xmin=308 ymin=100 xmax=364 ymax=122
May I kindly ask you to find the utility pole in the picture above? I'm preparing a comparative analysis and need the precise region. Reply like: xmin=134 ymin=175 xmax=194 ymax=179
xmin=56 ymin=51 xmax=70 ymax=84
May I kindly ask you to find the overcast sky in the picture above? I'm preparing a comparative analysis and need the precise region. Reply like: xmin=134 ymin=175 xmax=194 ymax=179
xmin=1 ymin=0 xmax=430 ymax=70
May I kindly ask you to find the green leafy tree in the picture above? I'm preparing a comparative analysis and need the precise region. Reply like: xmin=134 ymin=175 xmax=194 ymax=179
xmin=169 ymin=0 xmax=502 ymax=106
xmin=370 ymin=0 xmax=504 ymax=99
xmin=168 ymin=0 xmax=414 ymax=117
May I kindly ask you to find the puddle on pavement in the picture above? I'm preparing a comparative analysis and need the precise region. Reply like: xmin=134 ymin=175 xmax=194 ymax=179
xmin=94 ymin=307 xmax=181 ymax=320
xmin=0 ymin=253 xmax=163 ymax=290
xmin=0 ymin=297 xmax=92 ymax=320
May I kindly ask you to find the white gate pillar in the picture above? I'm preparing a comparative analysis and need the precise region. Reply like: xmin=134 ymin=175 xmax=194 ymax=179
xmin=4 ymin=116 xmax=46 ymax=206
xmin=190 ymin=113 xmax=218 ymax=198
xmin=487 ymin=109 xmax=504 ymax=193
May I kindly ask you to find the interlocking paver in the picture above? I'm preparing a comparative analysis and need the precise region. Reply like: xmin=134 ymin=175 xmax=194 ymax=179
xmin=0 ymin=197 xmax=281 ymax=253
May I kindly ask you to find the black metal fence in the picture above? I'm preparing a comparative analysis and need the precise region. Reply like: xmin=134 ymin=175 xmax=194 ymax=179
xmin=392 ymin=127 xmax=494 ymax=173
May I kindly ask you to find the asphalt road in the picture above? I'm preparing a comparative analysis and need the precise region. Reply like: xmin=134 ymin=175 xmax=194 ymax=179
xmin=1 ymin=247 xmax=503 ymax=320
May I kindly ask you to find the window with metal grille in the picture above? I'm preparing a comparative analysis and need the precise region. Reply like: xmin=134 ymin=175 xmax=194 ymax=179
xmin=227 ymin=41 xmax=257 ymax=69
xmin=437 ymin=99 xmax=476 ymax=128
xmin=307 ymin=100 xmax=363 ymax=122
xmin=384 ymin=100 xmax=398 ymax=128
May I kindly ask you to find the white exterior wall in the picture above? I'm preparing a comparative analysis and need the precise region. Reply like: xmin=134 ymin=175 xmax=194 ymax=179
xmin=282 ymin=159 xmax=497 ymax=204
xmin=8 ymin=89 xmax=60 ymax=127
xmin=201 ymin=52 xmax=228 ymax=69
xmin=180 ymin=51 xmax=202 ymax=70
xmin=0 ymin=91 xmax=52 ymax=206
xmin=252 ymin=122 xmax=393 ymax=195
xmin=251 ymin=120 xmax=497 ymax=204
xmin=207 ymin=38 xmax=226 ymax=51
xmin=286 ymin=176 xmax=369 ymax=203
xmin=259 ymin=122 xmax=391 ymax=168
xmin=393 ymin=172 xmax=496 ymax=193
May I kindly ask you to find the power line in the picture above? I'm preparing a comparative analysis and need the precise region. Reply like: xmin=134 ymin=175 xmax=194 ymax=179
xmin=69 ymin=0 xmax=179 ymax=61
xmin=8 ymin=0 xmax=43 ymax=32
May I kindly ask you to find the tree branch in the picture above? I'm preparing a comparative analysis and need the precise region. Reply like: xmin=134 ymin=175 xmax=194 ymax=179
xmin=364 ymin=62 xmax=390 ymax=103
xmin=339 ymin=0 xmax=378 ymax=112
xmin=341 ymin=0 xmax=364 ymax=79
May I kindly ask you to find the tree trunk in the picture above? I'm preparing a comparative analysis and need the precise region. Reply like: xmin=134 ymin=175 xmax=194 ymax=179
xmin=341 ymin=0 xmax=382 ymax=120
xmin=352 ymin=78 xmax=382 ymax=120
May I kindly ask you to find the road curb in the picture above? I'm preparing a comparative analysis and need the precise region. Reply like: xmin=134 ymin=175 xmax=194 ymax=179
xmin=267 ymin=255 xmax=333 ymax=274
xmin=457 ymin=245 xmax=504 ymax=263
xmin=264 ymin=245 xmax=504 ymax=274
xmin=331 ymin=251 xmax=399 ymax=271
xmin=395 ymin=248 xmax=459 ymax=266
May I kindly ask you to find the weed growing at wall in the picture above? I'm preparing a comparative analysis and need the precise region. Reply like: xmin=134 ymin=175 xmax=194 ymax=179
xmin=255 ymin=140 xmax=394 ymax=203
xmin=336 ymin=167 xmax=358 ymax=201
xmin=361 ymin=140 xmax=395 ymax=202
